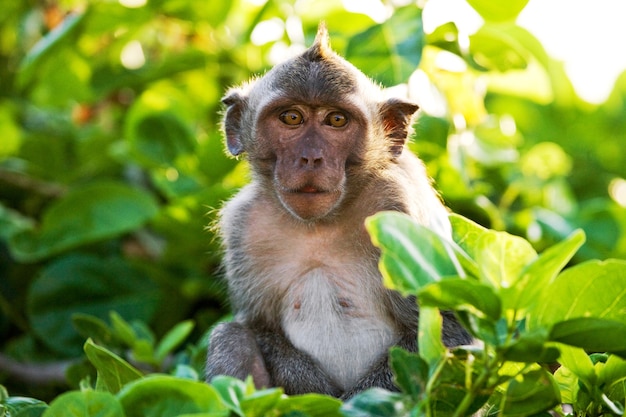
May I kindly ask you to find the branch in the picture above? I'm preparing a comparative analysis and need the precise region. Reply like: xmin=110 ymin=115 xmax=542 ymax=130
xmin=0 ymin=353 xmax=75 ymax=386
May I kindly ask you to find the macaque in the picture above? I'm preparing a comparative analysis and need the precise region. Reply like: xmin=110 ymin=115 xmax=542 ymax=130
xmin=206 ymin=23 xmax=471 ymax=399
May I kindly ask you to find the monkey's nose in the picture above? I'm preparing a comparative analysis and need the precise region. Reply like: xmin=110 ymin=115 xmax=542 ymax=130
xmin=299 ymin=155 xmax=323 ymax=169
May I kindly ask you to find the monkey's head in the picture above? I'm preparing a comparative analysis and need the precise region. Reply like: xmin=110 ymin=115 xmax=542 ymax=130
xmin=221 ymin=24 xmax=419 ymax=222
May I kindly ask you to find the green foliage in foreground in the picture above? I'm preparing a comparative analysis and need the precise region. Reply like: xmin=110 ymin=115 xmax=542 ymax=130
xmin=3 ymin=212 xmax=626 ymax=417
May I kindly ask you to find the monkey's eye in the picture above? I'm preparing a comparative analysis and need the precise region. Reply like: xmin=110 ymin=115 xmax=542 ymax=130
xmin=325 ymin=111 xmax=348 ymax=128
xmin=279 ymin=110 xmax=304 ymax=126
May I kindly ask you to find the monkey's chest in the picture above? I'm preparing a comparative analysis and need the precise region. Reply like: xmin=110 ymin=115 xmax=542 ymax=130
xmin=281 ymin=268 xmax=397 ymax=390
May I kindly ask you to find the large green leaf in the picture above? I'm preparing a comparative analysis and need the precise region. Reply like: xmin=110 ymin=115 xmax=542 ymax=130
xmin=550 ymin=318 xmax=626 ymax=358
xmin=345 ymin=6 xmax=424 ymax=86
xmin=365 ymin=211 xmax=462 ymax=296
xmin=117 ymin=375 xmax=228 ymax=417
xmin=508 ymin=229 xmax=585 ymax=313
xmin=528 ymin=259 xmax=626 ymax=328
xmin=27 ymin=254 xmax=160 ymax=356
xmin=475 ymin=229 xmax=537 ymax=290
xmin=42 ymin=390 xmax=122 ymax=417
xmin=84 ymin=339 xmax=143 ymax=394
xmin=9 ymin=182 xmax=158 ymax=262
xmin=465 ymin=0 xmax=530 ymax=22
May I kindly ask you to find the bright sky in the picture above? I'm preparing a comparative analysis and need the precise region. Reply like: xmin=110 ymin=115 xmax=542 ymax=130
xmin=422 ymin=0 xmax=626 ymax=104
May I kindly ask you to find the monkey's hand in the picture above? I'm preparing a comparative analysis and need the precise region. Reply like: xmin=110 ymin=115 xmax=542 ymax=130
xmin=206 ymin=322 xmax=271 ymax=389
xmin=256 ymin=332 xmax=343 ymax=397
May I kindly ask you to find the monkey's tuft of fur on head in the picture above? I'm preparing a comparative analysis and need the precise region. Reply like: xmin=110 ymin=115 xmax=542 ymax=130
xmin=303 ymin=22 xmax=333 ymax=62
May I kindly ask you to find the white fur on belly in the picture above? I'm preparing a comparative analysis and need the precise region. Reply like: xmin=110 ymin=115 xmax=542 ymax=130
xmin=282 ymin=268 xmax=396 ymax=390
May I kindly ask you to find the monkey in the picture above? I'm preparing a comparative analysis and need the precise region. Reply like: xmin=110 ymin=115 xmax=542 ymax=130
xmin=205 ymin=23 xmax=472 ymax=399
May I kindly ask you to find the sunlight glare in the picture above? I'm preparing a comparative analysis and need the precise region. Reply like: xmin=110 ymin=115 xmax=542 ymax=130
xmin=609 ymin=178 xmax=626 ymax=207
xmin=342 ymin=0 xmax=391 ymax=23
xmin=518 ymin=0 xmax=626 ymax=104
xmin=120 ymin=40 xmax=145 ymax=70
xmin=251 ymin=18 xmax=285 ymax=46
xmin=119 ymin=0 xmax=147 ymax=8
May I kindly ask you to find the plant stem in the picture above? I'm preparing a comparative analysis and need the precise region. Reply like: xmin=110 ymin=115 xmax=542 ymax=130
xmin=452 ymin=347 xmax=500 ymax=417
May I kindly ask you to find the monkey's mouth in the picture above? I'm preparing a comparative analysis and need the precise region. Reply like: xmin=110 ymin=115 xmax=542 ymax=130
xmin=296 ymin=185 xmax=324 ymax=194
xmin=277 ymin=183 xmax=344 ymax=220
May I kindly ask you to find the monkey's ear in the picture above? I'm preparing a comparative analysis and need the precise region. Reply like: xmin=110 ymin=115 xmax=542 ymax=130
xmin=222 ymin=90 xmax=247 ymax=156
xmin=380 ymin=99 xmax=420 ymax=158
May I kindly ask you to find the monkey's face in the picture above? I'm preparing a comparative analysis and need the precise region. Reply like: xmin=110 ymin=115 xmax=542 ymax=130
xmin=254 ymin=101 xmax=367 ymax=221
xmin=220 ymin=26 xmax=419 ymax=223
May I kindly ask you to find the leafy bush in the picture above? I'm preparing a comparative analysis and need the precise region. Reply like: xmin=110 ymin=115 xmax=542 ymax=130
xmin=1 ymin=0 xmax=625 ymax=415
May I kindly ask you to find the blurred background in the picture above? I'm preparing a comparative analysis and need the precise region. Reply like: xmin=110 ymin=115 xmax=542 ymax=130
xmin=1 ymin=0 xmax=625 ymax=401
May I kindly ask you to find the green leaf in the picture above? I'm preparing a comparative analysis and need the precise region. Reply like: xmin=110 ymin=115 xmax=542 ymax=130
xmin=340 ymin=388 xmax=409 ymax=417
xmin=426 ymin=22 xmax=462 ymax=56
xmin=553 ymin=364 xmax=578 ymax=405
xmin=209 ymin=375 xmax=252 ymax=416
xmin=110 ymin=312 xmax=140 ymax=348
xmin=42 ymin=390 xmax=122 ymax=417
xmin=417 ymin=306 xmax=446 ymax=366
xmin=465 ymin=0 xmax=530 ymax=22
xmin=475 ymin=229 xmax=537 ymax=290
xmin=117 ymin=375 xmax=228 ymax=417
xmin=500 ymin=328 xmax=559 ymax=363
xmin=528 ymin=259 xmax=626 ymax=329
xmin=419 ymin=278 xmax=502 ymax=321
xmin=501 ymin=368 xmax=560 ymax=416
xmin=9 ymin=182 xmax=158 ymax=262
xmin=469 ymin=23 xmax=529 ymax=71
xmin=510 ymin=229 xmax=585 ymax=313
xmin=84 ymin=339 xmax=143 ymax=394
xmin=550 ymin=318 xmax=626 ymax=358
xmin=275 ymin=394 xmax=342 ymax=417
xmin=240 ymin=389 xmax=283 ymax=417
xmin=72 ymin=314 xmax=114 ymax=346
xmin=599 ymin=354 xmax=626 ymax=387
xmin=155 ymin=320 xmax=195 ymax=362
xmin=557 ymin=345 xmax=597 ymax=388
xmin=450 ymin=214 xmax=487 ymax=259
xmin=389 ymin=348 xmax=428 ymax=400
xmin=366 ymin=211 xmax=462 ymax=296
xmin=345 ymin=6 xmax=424 ymax=86
xmin=18 ymin=10 xmax=90 ymax=87
xmin=27 ymin=254 xmax=159 ymax=356
xmin=1 ymin=396 xmax=47 ymax=417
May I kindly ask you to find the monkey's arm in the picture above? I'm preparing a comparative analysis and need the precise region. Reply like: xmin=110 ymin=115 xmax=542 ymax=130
xmin=256 ymin=332 xmax=343 ymax=397
xmin=206 ymin=322 xmax=270 ymax=389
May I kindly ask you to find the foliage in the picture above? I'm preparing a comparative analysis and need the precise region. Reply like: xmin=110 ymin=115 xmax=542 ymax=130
xmin=364 ymin=211 xmax=626 ymax=416
xmin=1 ymin=0 xmax=625 ymax=415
